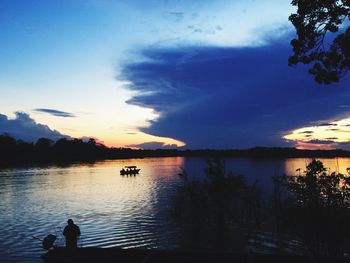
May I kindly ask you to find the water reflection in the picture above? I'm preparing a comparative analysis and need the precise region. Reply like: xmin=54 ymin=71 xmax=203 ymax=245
xmin=0 ymin=157 xmax=184 ymax=262
xmin=284 ymin=157 xmax=350 ymax=175
xmin=0 ymin=156 xmax=349 ymax=262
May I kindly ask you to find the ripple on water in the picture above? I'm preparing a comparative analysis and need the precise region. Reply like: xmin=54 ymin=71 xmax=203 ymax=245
xmin=0 ymin=158 xmax=188 ymax=262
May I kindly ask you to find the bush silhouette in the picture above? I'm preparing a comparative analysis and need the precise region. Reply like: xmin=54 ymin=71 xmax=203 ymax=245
xmin=173 ymin=159 xmax=263 ymax=250
xmin=280 ymin=159 xmax=350 ymax=257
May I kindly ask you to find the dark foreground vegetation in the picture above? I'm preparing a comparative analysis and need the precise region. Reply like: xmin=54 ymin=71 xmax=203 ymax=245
xmin=173 ymin=159 xmax=350 ymax=260
xmin=2 ymin=134 xmax=350 ymax=167
xmin=43 ymin=247 xmax=349 ymax=263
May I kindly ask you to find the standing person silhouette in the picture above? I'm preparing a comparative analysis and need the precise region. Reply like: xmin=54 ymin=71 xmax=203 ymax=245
xmin=63 ymin=219 xmax=81 ymax=249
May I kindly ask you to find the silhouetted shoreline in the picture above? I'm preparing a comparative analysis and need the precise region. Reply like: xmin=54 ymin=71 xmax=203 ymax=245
xmin=42 ymin=247 xmax=349 ymax=263
xmin=1 ymin=134 xmax=350 ymax=168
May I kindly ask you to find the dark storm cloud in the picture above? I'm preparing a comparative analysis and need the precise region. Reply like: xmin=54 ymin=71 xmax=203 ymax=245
xmin=316 ymin=122 xmax=337 ymax=127
xmin=33 ymin=108 xmax=75 ymax=117
xmin=128 ymin=141 xmax=180 ymax=149
xmin=0 ymin=112 xmax=70 ymax=142
xmin=299 ymin=131 xmax=314 ymax=134
xmin=121 ymin=41 xmax=350 ymax=149
xmin=305 ymin=139 xmax=337 ymax=145
xmin=337 ymin=141 xmax=350 ymax=149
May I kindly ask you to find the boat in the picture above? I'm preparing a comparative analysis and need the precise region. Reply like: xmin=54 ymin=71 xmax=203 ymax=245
xmin=120 ymin=166 xmax=140 ymax=176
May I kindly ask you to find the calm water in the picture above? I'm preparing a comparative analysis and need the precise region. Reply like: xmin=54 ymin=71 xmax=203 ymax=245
xmin=1 ymin=157 xmax=350 ymax=262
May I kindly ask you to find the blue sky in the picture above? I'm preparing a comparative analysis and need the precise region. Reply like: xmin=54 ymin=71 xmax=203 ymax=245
xmin=1 ymin=0 xmax=350 ymax=149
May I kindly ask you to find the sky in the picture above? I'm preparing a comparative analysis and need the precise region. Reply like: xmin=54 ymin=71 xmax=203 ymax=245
xmin=1 ymin=0 xmax=350 ymax=149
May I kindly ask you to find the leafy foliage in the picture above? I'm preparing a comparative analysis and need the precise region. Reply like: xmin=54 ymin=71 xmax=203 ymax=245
xmin=281 ymin=159 xmax=350 ymax=256
xmin=173 ymin=159 xmax=263 ymax=250
xmin=289 ymin=0 xmax=350 ymax=84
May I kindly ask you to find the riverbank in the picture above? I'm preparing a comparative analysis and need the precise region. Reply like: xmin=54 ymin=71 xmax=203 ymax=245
xmin=5 ymin=134 xmax=350 ymax=168
xmin=4 ymin=144 xmax=350 ymax=169
xmin=42 ymin=247 xmax=349 ymax=263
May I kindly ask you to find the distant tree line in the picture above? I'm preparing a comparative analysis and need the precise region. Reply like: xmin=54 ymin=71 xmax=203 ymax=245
xmin=0 ymin=134 xmax=181 ymax=166
xmin=3 ymin=134 xmax=350 ymax=166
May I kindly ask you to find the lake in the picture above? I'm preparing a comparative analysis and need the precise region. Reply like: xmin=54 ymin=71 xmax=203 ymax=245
xmin=1 ymin=157 xmax=350 ymax=262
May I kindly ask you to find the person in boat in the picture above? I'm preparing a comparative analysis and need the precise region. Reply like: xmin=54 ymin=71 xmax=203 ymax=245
xmin=63 ymin=219 xmax=81 ymax=249
xmin=121 ymin=168 xmax=126 ymax=174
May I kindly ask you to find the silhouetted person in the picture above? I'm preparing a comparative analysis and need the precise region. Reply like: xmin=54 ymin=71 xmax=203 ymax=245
xmin=63 ymin=219 xmax=80 ymax=249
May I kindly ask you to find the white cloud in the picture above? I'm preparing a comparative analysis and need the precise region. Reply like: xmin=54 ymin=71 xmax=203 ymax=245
xmin=0 ymin=112 xmax=70 ymax=142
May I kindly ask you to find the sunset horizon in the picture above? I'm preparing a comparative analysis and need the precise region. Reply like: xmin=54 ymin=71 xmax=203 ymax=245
xmin=2 ymin=0 xmax=350 ymax=150
xmin=2 ymin=1 xmax=350 ymax=262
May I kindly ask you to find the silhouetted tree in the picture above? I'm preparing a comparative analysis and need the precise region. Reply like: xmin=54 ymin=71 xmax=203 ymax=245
xmin=0 ymin=134 xmax=17 ymax=148
xmin=289 ymin=0 xmax=350 ymax=84
xmin=280 ymin=159 xmax=350 ymax=257
xmin=0 ymin=134 xmax=25 ymax=162
xmin=173 ymin=159 xmax=263 ymax=250
xmin=36 ymin=138 xmax=54 ymax=149
xmin=88 ymin=138 xmax=97 ymax=145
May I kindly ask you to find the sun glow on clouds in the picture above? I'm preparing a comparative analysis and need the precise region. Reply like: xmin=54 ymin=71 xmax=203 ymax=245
xmin=284 ymin=117 xmax=350 ymax=150
xmin=0 ymin=0 xmax=300 ymax=149
xmin=28 ymin=80 xmax=185 ymax=148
